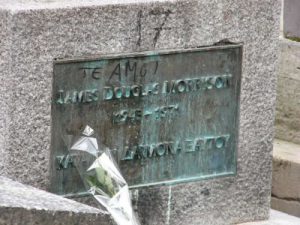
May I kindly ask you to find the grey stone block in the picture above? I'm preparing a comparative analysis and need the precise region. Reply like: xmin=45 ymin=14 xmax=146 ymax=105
xmin=271 ymin=197 xmax=300 ymax=219
xmin=271 ymin=139 xmax=300 ymax=217
xmin=0 ymin=0 xmax=281 ymax=224
xmin=275 ymin=38 xmax=300 ymax=144
xmin=0 ymin=7 xmax=12 ymax=180
xmin=239 ymin=210 xmax=300 ymax=225
xmin=283 ymin=0 xmax=300 ymax=38
xmin=0 ymin=176 xmax=111 ymax=225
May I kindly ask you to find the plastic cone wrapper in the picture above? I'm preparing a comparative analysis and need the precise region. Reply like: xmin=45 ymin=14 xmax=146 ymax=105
xmin=67 ymin=125 xmax=140 ymax=225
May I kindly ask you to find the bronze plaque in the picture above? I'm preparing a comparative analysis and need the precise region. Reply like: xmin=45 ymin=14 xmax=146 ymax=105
xmin=50 ymin=44 xmax=242 ymax=196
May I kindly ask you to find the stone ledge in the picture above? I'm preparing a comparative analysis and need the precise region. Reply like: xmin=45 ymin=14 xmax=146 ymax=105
xmin=1 ymin=176 xmax=299 ymax=225
xmin=0 ymin=176 xmax=112 ymax=225
xmin=271 ymin=139 xmax=300 ymax=217
xmin=0 ymin=0 xmax=174 ymax=11
xmin=239 ymin=210 xmax=300 ymax=225
xmin=271 ymin=197 xmax=300 ymax=218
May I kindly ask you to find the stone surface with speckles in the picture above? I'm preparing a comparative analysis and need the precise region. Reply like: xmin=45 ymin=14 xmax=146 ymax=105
xmin=238 ymin=210 xmax=300 ymax=225
xmin=0 ymin=176 xmax=111 ymax=225
xmin=0 ymin=9 xmax=11 ymax=182
xmin=0 ymin=0 xmax=281 ymax=224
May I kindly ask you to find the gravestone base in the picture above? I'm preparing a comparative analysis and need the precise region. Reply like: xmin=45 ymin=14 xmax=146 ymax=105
xmin=0 ymin=176 xmax=112 ymax=225
xmin=1 ymin=176 xmax=300 ymax=225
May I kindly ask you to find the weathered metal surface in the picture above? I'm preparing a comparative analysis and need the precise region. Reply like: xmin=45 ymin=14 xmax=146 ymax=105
xmin=50 ymin=44 xmax=242 ymax=196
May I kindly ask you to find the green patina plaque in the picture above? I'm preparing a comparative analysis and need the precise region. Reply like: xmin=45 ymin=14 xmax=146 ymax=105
xmin=50 ymin=44 xmax=242 ymax=197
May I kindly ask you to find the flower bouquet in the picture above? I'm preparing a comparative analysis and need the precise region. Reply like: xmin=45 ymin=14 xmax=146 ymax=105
xmin=66 ymin=125 xmax=140 ymax=225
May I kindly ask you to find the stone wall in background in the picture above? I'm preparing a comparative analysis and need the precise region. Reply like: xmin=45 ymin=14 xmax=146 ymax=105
xmin=272 ymin=140 xmax=300 ymax=218
xmin=283 ymin=0 xmax=300 ymax=39
xmin=272 ymin=0 xmax=300 ymax=217
xmin=275 ymin=39 xmax=300 ymax=144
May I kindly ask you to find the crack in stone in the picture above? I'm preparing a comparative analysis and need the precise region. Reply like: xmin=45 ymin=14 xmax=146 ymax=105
xmin=272 ymin=194 xmax=300 ymax=203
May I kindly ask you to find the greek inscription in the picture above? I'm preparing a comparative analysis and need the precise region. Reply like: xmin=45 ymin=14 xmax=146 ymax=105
xmin=122 ymin=135 xmax=230 ymax=160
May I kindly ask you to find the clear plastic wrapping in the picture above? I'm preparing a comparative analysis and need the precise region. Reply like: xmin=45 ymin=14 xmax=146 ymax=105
xmin=67 ymin=125 xmax=140 ymax=225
